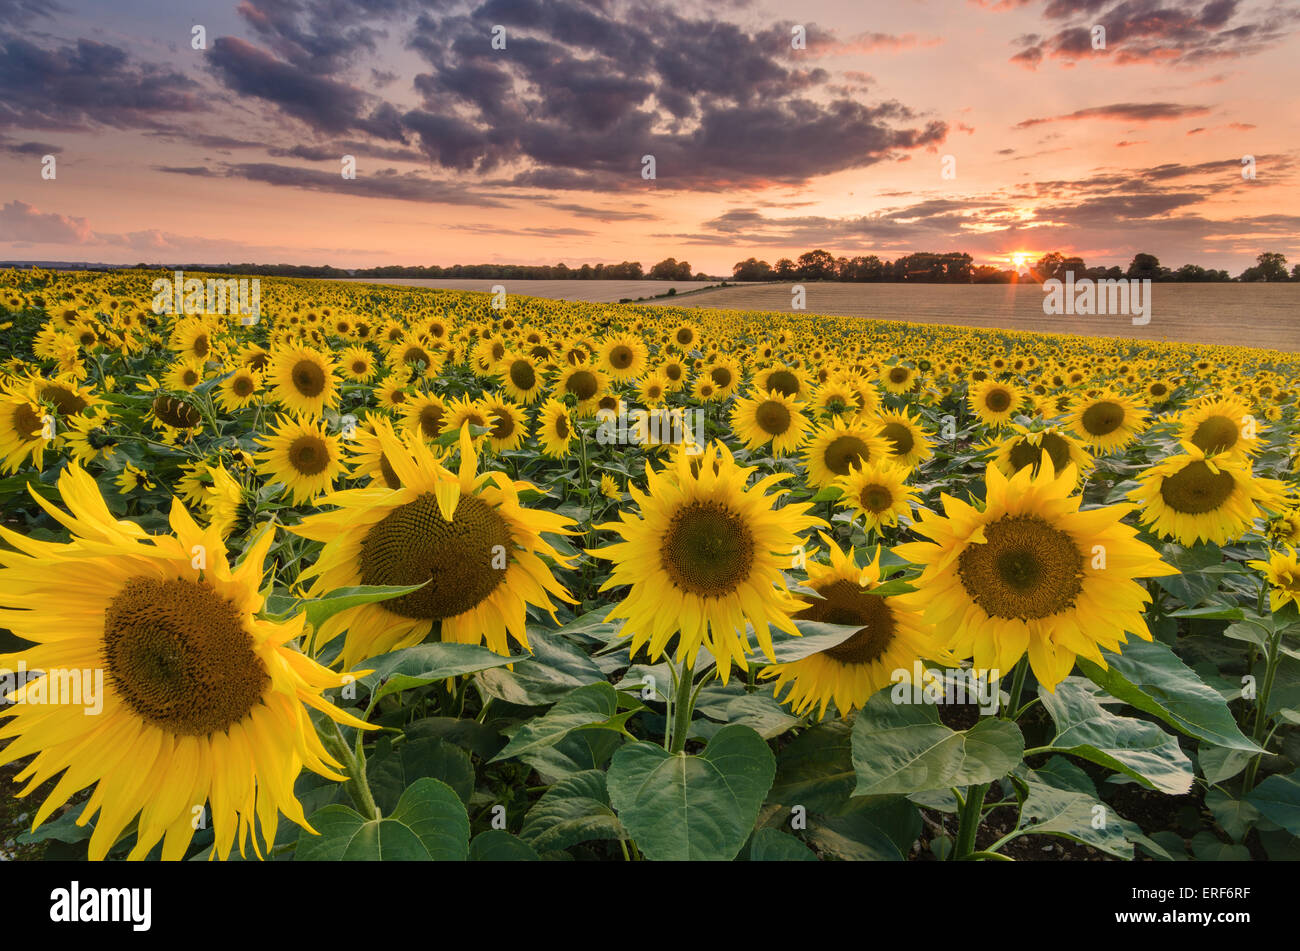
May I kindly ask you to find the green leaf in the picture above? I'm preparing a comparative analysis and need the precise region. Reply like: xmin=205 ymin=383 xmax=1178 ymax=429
xmin=850 ymin=692 xmax=1024 ymax=796
xmin=805 ymin=811 xmax=905 ymax=861
xmin=692 ymin=688 xmax=802 ymax=741
xmin=1011 ymin=779 xmax=1135 ymax=859
xmin=1197 ymin=745 xmax=1254 ymax=785
xmin=606 ymin=724 xmax=776 ymax=861
xmin=295 ymin=778 xmax=470 ymax=861
xmin=1076 ymin=638 xmax=1260 ymax=752
xmin=366 ymin=736 xmax=476 ymax=814
xmin=1038 ymin=678 xmax=1193 ymax=795
xmin=1245 ymin=772 xmax=1300 ymax=835
xmin=476 ymin=633 xmax=607 ymax=705
xmin=296 ymin=583 xmax=429 ymax=629
xmin=1190 ymin=831 xmax=1250 ymax=861
xmin=768 ymin=720 xmax=856 ymax=813
xmin=520 ymin=770 xmax=626 ymax=853
xmin=1205 ymin=789 xmax=1261 ymax=843
xmin=749 ymin=828 xmax=817 ymax=861
xmin=491 ymin=682 xmax=628 ymax=762
xmin=468 ymin=830 xmax=541 ymax=861
xmin=519 ymin=729 xmax=624 ymax=783
xmin=358 ymin=642 xmax=517 ymax=702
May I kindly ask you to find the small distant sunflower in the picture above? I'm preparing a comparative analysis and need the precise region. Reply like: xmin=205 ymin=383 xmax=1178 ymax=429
xmin=895 ymin=461 xmax=1176 ymax=692
xmin=759 ymin=535 xmax=953 ymax=718
xmin=374 ymin=375 xmax=410 ymax=411
xmin=162 ymin=360 xmax=204 ymax=392
xmin=598 ymin=334 xmax=649 ymax=381
xmin=968 ymin=379 xmax=1022 ymax=427
xmin=497 ymin=352 xmax=545 ymax=404
xmin=1068 ymin=391 xmax=1146 ymax=453
xmin=255 ymin=415 xmax=346 ymax=505
xmin=217 ymin=367 xmax=261 ymax=412
xmin=636 ymin=372 xmax=670 ymax=407
xmin=482 ymin=395 xmax=528 ymax=452
xmin=599 ymin=473 xmax=622 ymax=500
xmin=704 ymin=357 xmax=743 ymax=401
xmin=880 ymin=364 xmax=918 ymax=396
xmin=1128 ymin=443 xmax=1285 ymax=546
xmin=1265 ymin=507 xmax=1300 ymax=546
xmin=590 ymin=441 xmax=825 ymax=682
xmin=754 ymin=365 xmax=811 ymax=402
xmin=1179 ymin=396 xmax=1262 ymax=458
xmin=834 ymin=460 xmax=919 ymax=533
xmin=659 ymin=358 xmax=688 ymax=392
xmin=872 ymin=407 xmax=932 ymax=471
xmin=115 ymin=462 xmax=155 ymax=495
xmin=802 ymin=415 xmax=893 ymax=490
xmin=1248 ymin=546 xmax=1300 ymax=613
xmin=536 ymin=398 xmax=574 ymax=458
xmin=730 ymin=389 xmax=810 ymax=456
xmin=339 ymin=345 xmax=375 ymax=382
xmin=556 ymin=365 xmax=608 ymax=416
xmin=269 ymin=344 xmax=338 ymax=417
xmin=403 ymin=392 xmax=448 ymax=443
xmin=0 ymin=465 xmax=368 ymax=861
xmin=291 ymin=426 xmax=577 ymax=667
xmin=988 ymin=424 xmax=1094 ymax=490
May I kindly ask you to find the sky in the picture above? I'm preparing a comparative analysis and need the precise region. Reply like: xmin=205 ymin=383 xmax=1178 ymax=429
xmin=1 ymin=0 xmax=1298 ymax=275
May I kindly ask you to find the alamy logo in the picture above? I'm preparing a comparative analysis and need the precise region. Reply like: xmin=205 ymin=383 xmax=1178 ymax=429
xmin=50 ymin=881 xmax=151 ymax=931
xmin=1042 ymin=273 xmax=1151 ymax=326
xmin=890 ymin=662 xmax=1002 ymax=716
xmin=1 ymin=663 xmax=103 ymax=715
xmin=151 ymin=270 xmax=261 ymax=324
xmin=595 ymin=404 xmax=705 ymax=454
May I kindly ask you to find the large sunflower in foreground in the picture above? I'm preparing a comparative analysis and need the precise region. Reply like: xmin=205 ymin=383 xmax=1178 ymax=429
xmin=292 ymin=425 xmax=577 ymax=667
xmin=759 ymin=535 xmax=953 ymax=718
xmin=1127 ymin=443 xmax=1285 ymax=545
xmin=894 ymin=461 xmax=1176 ymax=692
xmin=590 ymin=441 xmax=825 ymax=682
xmin=0 ymin=465 xmax=368 ymax=861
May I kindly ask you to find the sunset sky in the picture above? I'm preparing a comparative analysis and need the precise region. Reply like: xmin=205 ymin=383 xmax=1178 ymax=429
xmin=2 ymin=0 xmax=1298 ymax=275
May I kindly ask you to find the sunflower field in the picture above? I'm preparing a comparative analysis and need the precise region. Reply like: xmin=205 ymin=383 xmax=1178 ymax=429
xmin=1 ymin=266 xmax=1299 ymax=863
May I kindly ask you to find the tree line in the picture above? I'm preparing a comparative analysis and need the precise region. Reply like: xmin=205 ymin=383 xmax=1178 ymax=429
xmin=731 ymin=250 xmax=1300 ymax=283
xmin=124 ymin=259 xmax=703 ymax=281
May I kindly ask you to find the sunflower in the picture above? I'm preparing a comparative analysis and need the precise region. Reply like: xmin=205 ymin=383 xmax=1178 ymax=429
xmin=659 ymin=357 xmax=688 ymax=392
xmin=203 ymin=463 xmax=248 ymax=539
xmin=389 ymin=336 xmax=445 ymax=379
xmin=556 ymin=365 xmax=608 ymax=416
xmin=1266 ymin=506 xmax=1300 ymax=546
xmin=834 ymin=459 xmax=919 ymax=533
xmin=872 ymin=407 xmax=932 ymax=471
xmin=600 ymin=473 xmax=623 ymax=499
xmin=729 ymin=389 xmax=810 ymax=456
xmin=598 ymin=334 xmax=648 ymax=381
xmin=255 ymin=415 xmax=347 ymax=505
xmin=670 ymin=321 xmax=700 ymax=351
xmin=402 ymin=392 xmax=448 ymax=443
xmin=64 ymin=407 xmax=119 ymax=465
xmin=895 ymin=460 xmax=1176 ymax=691
xmin=1068 ymin=390 xmax=1146 ymax=453
xmin=374 ymin=375 xmax=410 ymax=411
xmin=1145 ymin=378 xmax=1175 ymax=404
xmin=590 ymin=441 xmax=824 ymax=682
xmin=0 ymin=390 xmax=48 ymax=474
xmin=1248 ymin=546 xmax=1300 ymax=613
xmin=812 ymin=379 xmax=859 ymax=418
xmin=988 ymin=424 xmax=1094 ymax=489
xmin=759 ymin=535 xmax=952 ymax=718
xmin=291 ymin=425 xmax=577 ymax=667
xmin=1128 ymin=443 xmax=1286 ymax=546
xmin=497 ymin=352 xmax=545 ymax=404
xmin=1179 ymin=396 xmax=1262 ymax=458
xmin=636 ymin=371 xmax=670 ymax=407
xmin=442 ymin=394 xmax=490 ymax=438
xmin=968 ymin=379 xmax=1022 ymax=427
xmin=802 ymin=414 xmax=894 ymax=490
xmin=347 ymin=415 xmax=410 ymax=489
xmin=339 ymin=345 xmax=375 ymax=382
xmin=115 ymin=463 xmax=155 ymax=495
xmin=751 ymin=364 xmax=809 ymax=402
xmin=217 ymin=367 xmax=261 ymax=412
xmin=536 ymin=398 xmax=574 ymax=458
xmin=268 ymin=344 xmax=338 ymax=417
xmin=481 ymin=394 xmax=528 ymax=452
xmin=880 ymin=364 xmax=917 ymax=396
xmin=704 ymin=357 xmax=743 ymax=401
xmin=162 ymin=360 xmax=204 ymax=392
xmin=0 ymin=466 xmax=369 ymax=861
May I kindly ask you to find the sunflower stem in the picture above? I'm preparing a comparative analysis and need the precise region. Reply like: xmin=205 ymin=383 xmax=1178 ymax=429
xmin=1242 ymin=621 xmax=1282 ymax=796
xmin=669 ymin=655 xmax=697 ymax=754
xmin=1002 ymin=655 xmax=1028 ymax=720
xmin=952 ymin=782 xmax=988 ymax=860
xmin=324 ymin=720 xmax=380 ymax=819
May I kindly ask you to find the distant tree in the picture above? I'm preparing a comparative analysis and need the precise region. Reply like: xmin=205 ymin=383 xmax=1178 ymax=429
xmin=1240 ymin=252 xmax=1289 ymax=282
xmin=1126 ymin=253 xmax=1163 ymax=280
xmin=1292 ymin=263 xmax=1300 ymax=281
xmin=649 ymin=258 xmax=691 ymax=280
xmin=1174 ymin=264 xmax=1207 ymax=282
xmin=731 ymin=258 xmax=773 ymax=281
xmin=796 ymin=249 xmax=837 ymax=281
xmin=774 ymin=258 xmax=796 ymax=279
xmin=972 ymin=265 xmax=1015 ymax=283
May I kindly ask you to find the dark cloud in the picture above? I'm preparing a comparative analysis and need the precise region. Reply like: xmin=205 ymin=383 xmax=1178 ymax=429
xmin=1008 ymin=0 xmax=1300 ymax=69
xmin=152 ymin=165 xmax=218 ymax=176
xmin=546 ymin=203 xmax=659 ymax=222
xmin=1 ymin=139 xmax=61 ymax=155
xmin=157 ymin=161 xmax=509 ymax=207
xmin=1015 ymin=102 xmax=1211 ymax=127
xmin=0 ymin=35 xmax=200 ymax=130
